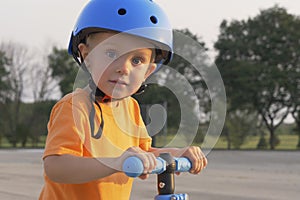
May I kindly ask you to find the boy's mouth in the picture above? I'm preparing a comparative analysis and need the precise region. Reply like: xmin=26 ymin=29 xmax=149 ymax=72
xmin=109 ymin=80 xmax=128 ymax=85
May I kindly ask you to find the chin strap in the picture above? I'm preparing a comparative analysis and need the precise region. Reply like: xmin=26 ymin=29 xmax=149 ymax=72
xmin=88 ymin=90 xmax=105 ymax=139
xmin=134 ymin=84 xmax=148 ymax=95
xmin=88 ymin=78 xmax=107 ymax=139
xmin=88 ymin=79 xmax=112 ymax=102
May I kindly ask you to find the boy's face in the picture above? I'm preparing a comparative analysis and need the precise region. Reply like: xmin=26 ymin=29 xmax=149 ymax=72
xmin=79 ymin=32 xmax=156 ymax=99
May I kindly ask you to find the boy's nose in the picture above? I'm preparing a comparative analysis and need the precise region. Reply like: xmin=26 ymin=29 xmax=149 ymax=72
xmin=115 ymin=57 xmax=130 ymax=75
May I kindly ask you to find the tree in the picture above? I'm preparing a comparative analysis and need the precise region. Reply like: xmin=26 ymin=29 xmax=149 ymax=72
xmin=222 ymin=110 xmax=259 ymax=149
xmin=136 ymin=29 xmax=213 ymax=146
xmin=169 ymin=29 xmax=212 ymax=145
xmin=0 ymin=42 xmax=31 ymax=147
xmin=289 ymin=68 xmax=300 ymax=148
xmin=214 ymin=5 xmax=299 ymax=149
xmin=48 ymin=47 xmax=79 ymax=96
xmin=29 ymin=53 xmax=59 ymax=102
xmin=281 ymin=16 xmax=300 ymax=148
xmin=23 ymin=100 xmax=56 ymax=147
xmin=0 ymin=42 xmax=57 ymax=147
xmin=134 ymin=84 xmax=179 ymax=146
xmin=170 ymin=29 xmax=211 ymax=117
xmin=0 ymin=51 xmax=10 ymax=146
xmin=0 ymin=51 xmax=10 ymax=101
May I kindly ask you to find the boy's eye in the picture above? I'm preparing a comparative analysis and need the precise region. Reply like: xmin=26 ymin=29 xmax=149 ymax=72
xmin=132 ymin=57 xmax=143 ymax=65
xmin=106 ymin=50 xmax=117 ymax=59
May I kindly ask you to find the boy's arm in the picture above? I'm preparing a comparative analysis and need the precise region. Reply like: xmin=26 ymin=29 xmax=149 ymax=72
xmin=44 ymin=154 xmax=118 ymax=184
xmin=44 ymin=147 xmax=157 ymax=184
xmin=148 ymin=146 xmax=207 ymax=174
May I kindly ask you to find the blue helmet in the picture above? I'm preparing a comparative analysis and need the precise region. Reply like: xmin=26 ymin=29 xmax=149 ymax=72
xmin=68 ymin=0 xmax=173 ymax=68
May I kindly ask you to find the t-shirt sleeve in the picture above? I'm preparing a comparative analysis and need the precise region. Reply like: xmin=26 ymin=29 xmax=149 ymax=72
xmin=139 ymin=134 xmax=152 ymax=151
xmin=43 ymin=101 xmax=89 ymax=159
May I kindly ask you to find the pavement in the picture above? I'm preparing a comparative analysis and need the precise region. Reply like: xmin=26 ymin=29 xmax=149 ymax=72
xmin=0 ymin=149 xmax=299 ymax=200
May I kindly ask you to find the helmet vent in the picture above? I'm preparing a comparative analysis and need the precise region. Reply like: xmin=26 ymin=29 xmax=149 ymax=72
xmin=150 ymin=16 xmax=158 ymax=24
xmin=118 ymin=8 xmax=127 ymax=15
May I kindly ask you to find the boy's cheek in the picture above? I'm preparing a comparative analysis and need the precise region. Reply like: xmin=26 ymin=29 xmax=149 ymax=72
xmin=87 ymin=59 xmax=109 ymax=77
xmin=91 ymin=71 xmax=106 ymax=85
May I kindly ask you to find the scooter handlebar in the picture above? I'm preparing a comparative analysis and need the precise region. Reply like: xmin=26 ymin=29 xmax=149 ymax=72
xmin=122 ymin=156 xmax=192 ymax=178
xmin=174 ymin=157 xmax=192 ymax=172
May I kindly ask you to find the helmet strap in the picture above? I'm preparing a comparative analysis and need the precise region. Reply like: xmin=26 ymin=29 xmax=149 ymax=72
xmin=88 ymin=78 xmax=111 ymax=102
xmin=135 ymin=84 xmax=148 ymax=95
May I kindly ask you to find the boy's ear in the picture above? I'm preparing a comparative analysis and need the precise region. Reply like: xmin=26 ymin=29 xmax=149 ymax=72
xmin=78 ymin=43 xmax=89 ymax=59
xmin=144 ymin=63 xmax=157 ymax=79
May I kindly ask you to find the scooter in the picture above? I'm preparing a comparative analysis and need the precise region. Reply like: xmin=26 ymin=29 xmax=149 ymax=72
xmin=123 ymin=153 xmax=192 ymax=200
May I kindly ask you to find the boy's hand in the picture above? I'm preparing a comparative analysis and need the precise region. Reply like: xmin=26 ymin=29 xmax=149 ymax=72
xmin=180 ymin=146 xmax=207 ymax=174
xmin=119 ymin=146 xmax=157 ymax=179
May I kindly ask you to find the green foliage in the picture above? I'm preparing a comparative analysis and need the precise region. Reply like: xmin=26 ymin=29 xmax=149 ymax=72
xmin=193 ymin=129 xmax=204 ymax=144
xmin=0 ymin=51 xmax=10 ymax=146
xmin=222 ymin=110 xmax=259 ymax=149
xmin=0 ymin=100 xmax=55 ymax=148
xmin=256 ymin=132 xmax=268 ymax=149
xmin=215 ymin=5 xmax=300 ymax=149
xmin=48 ymin=47 xmax=79 ymax=96
xmin=134 ymin=84 xmax=181 ymax=138
xmin=0 ymin=51 xmax=10 ymax=101
xmin=276 ymin=123 xmax=297 ymax=135
xmin=135 ymin=28 xmax=210 ymax=145
xmin=23 ymin=101 xmax=56 ymax=147
xmin=257 ymin=136 xmax=268 ymax=149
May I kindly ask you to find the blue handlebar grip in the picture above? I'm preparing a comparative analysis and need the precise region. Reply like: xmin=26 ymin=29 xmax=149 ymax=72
xmin=122 ymin=156 xmax=191 ymax=177
xmin=151 ymin=157 xmax=166 ymax=174
xmin=174 ymin=157 xmax=192 ymax=172
xmin=122 ymin=157 xmax=144 ymax=177
xmin=123 ymin=157 xmax=167 ymax=177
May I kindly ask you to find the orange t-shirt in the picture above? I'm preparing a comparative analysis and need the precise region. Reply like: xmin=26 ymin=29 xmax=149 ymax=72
xmin=39 ymin=88 xmax=152 ymax=200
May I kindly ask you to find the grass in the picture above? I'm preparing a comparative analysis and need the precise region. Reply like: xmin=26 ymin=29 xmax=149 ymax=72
xmin=0 ymin=133 xmax=299 ymax=150
xmin=0 ymin=135 xmax=47 ymax=148
xmin=154 ymin=133 xmax=299 ymax=150
xmin=240 ymin=134 xmax=298 ymax=150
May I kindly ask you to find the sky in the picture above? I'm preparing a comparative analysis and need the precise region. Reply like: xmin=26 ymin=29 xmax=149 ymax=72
xmin=0 ymin=0 xmax=300 ymax=58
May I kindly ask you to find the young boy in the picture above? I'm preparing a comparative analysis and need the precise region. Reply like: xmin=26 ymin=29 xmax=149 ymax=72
xmin=39 ymin=0 xmax=207 ymax=199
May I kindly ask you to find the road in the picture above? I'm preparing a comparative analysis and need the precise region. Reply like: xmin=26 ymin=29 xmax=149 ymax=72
xmin=0 ymin=149 xmax=299 ymax=200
